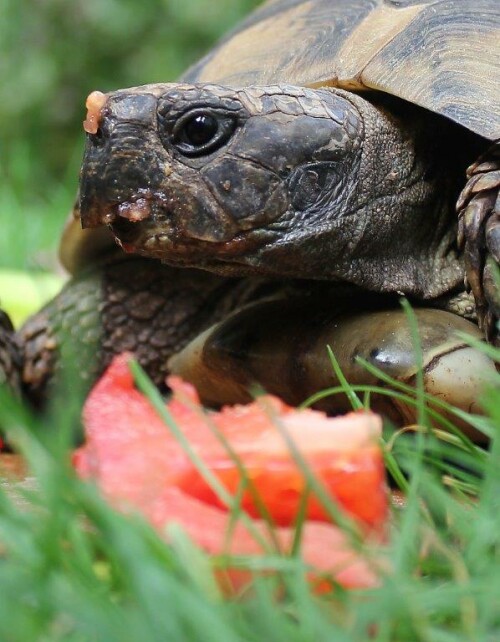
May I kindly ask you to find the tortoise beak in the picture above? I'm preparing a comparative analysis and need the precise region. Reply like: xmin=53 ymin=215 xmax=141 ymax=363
xmin=79 ymin=91 xmax=161 ymax=230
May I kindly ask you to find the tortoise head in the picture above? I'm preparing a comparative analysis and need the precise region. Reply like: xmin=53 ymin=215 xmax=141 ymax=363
xmin=78 ymin=83 xmax=364 ymax=275
xmin=79 ymin=82 xmax=460 ymax=296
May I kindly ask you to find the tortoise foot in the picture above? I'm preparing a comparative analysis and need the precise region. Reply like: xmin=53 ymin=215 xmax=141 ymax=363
xmin=457 ymin=141 xmax=500 ymax=343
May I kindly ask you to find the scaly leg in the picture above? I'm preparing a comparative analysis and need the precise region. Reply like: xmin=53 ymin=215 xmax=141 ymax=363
xmin=19 ymin=256 xmax=274 ymax=406
xmin=457 ymin=141 xmax=500 ymax=343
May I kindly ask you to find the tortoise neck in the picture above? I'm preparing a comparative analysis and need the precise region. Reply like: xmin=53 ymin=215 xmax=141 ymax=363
xmin=318 ymin=88 xmax=467 ymax=299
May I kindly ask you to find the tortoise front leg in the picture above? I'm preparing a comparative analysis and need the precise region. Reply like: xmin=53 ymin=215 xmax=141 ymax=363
xmin=457 ymin=141 xmax=500 ymax=343
xmin=19 ymin=257 xmax=274 ymax=406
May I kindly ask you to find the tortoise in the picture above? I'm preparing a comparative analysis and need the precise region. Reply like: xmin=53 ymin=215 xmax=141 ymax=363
xmin=7 ymin=0 xmax=500 ymax=428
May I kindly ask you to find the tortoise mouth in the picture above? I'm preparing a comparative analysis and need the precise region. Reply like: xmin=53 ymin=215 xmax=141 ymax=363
xmin=109 ymin=215 xmax=264 ymax=267
xmin=83 ymin=187 xmax=273 ymax=269
xmin=81 ymin=188 xmax=170 ymax=229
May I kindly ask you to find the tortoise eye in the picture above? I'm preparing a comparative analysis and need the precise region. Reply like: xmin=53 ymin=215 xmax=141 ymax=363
xmin=184 ymin=114 xmax=218 ymax=146
xmin=172 ymin=109 xmax=236 ymax=157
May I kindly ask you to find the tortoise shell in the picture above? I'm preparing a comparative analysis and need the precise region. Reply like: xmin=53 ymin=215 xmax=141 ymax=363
xmin=61 ymin=0 xmax=500 ymax=272
xmin=185 ymin=0 xmax=499 ymax=141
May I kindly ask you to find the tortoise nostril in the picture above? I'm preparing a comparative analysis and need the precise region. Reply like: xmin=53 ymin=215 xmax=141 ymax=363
xmin=92 ymin=126 xmax=105 ymax=142
xmin=110 ymin=217 xmax=144 ymax=243
xmin=85 ymin=125 xmax=106 ymax=149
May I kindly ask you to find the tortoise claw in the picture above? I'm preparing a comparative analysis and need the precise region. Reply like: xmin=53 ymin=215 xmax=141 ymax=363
xmin=457 ymin=141 xmax=500 ymax=341
xmin=483 ymin=257 xmax=500 ymax=343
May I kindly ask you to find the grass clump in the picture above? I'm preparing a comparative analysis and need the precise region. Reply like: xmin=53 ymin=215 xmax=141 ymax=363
xmin=0 ymin=337 xmax=499 ymax=641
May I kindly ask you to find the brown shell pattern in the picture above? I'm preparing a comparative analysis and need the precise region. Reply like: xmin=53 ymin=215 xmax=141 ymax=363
xmin=184 ymin=0 xmax=499 ymax=140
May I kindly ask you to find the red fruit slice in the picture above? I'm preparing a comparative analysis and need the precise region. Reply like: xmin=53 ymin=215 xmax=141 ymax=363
xmin=74 ymin=353 xmax=388 ymax=589
xmin=176 ymin=398 xmax=387 ymax=529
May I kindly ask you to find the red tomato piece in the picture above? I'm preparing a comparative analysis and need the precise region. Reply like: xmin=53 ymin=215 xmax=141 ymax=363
xmin=74 ymin=353 xmax=388 ymax=590
xmin=175 ymin=404 xmax=387 ymax=529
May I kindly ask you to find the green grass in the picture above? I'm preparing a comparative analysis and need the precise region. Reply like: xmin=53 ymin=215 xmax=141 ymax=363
xmin=0 ymin=339 xmax=499 ymax=641
xmin=0 ymin=0 xmax=262 ymax=273
xmin=2 ymin=1 xmax=500 ymax=638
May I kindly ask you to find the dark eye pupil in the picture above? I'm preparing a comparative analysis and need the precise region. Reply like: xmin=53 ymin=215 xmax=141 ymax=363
xmin=184 ymin=114 xmax=218 ymax=147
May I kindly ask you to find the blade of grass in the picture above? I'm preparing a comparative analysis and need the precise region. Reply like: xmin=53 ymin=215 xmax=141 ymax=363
xmin=290 ymin=482 xmax=312 ymax=558
xmin=168 ymin=381 xmax=283 ymax=552
xmin=355 ymin=357 xmax=494 ymax=442
xmin=256 ymin=395 xmax=364 ymax=546
xmin=326 ymin=345 xmax=363 ymax=411
xmin=399 ymin=298 xmax=427 ymax=429
xmin=303 ymin=381 xmax=491 ymax=448
xmin=129 ymin=359 xmax=274 ymax=553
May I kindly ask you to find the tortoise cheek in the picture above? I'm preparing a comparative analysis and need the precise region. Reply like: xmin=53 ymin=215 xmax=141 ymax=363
xmin=201 ymin=156 xmax=289 ymax=229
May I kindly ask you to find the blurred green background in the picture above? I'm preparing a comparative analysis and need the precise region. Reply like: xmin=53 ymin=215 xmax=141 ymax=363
xmin=0 ymin=0 xmax=262 ymax=273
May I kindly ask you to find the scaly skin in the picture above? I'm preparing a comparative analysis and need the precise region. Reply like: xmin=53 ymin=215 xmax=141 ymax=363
xmin=18 ymin=256 xmax=282 ymax=404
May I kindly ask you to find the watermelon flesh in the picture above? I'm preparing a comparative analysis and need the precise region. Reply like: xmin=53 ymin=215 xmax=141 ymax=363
xmin=74 ymin=354 xmax=388 ymax=590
